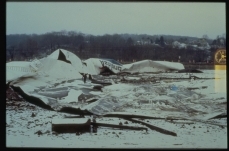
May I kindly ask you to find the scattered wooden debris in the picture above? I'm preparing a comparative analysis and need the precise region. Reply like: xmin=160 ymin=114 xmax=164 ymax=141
xmin=209 ymin=113 xmax=227 ymax=119
xmin=178 ymin=69 xmax=203 ymax=73
xmin=51 ymin=118 xmax=148 ymax=134
xmin=91 ymin=122 xmax=147 ymax=131
xmin=52 ymin=119 xmax=91 ymax=133
xmin=187 ymin=86 xmax=208 ymax=90
xmin=64 ymin=115 xmax=84 ymax=118
xmin=124 ymin=118 xmax=177 ymax=137
xmin=34 ymin=130 xmax=43 ymax=135
xmin=103 ymin=114 xmax=165 ymax=120
xmin=165 ymin=118 xmax=195 ymax=124
xmin=91 ymin=79 xmax=112 ymax=86
xmin=31 ymin=113 xmax=36 ymax=117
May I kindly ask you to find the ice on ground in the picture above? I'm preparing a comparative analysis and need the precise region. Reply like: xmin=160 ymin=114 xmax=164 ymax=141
xmin=58 ymin=89 xmax=81 ymax=103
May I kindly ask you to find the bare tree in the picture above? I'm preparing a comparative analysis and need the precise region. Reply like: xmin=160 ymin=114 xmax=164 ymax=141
xmin=8 ymin=46 xmax=15 ymax=61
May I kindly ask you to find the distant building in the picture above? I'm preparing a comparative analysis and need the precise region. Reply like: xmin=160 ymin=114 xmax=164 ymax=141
xmin=172 ymin=41 xmax=187 ymax=49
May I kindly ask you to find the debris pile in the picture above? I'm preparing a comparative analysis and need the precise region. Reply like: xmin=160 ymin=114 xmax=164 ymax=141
xmin=6 ymin=49 xmax=226 ymax=142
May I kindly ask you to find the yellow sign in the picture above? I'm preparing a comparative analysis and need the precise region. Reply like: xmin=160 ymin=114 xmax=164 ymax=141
xmin=214 ymin=48 xmax=226 ymax=65
xmin=214 ymin=48 xmax=226 ymax=93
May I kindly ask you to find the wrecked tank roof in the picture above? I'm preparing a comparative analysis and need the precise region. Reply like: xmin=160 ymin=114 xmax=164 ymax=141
xmin=122 ymin=60 xmax=184 ymax=73
xmin=8 ymin=48 xmax=222 ymax=117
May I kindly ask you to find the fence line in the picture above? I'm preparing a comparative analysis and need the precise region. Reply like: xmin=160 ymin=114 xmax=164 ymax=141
xmin=7 ymin=66 xmax=35 ymax=73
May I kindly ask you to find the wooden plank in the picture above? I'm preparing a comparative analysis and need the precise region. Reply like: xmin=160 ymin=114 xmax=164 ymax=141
xmin=52 ymin=119 xmax=91 ymax=133
xmin=91 ymin=122 xmax=147 ymax=131
xmin=124 ymin=118 xmax=177 ymax=137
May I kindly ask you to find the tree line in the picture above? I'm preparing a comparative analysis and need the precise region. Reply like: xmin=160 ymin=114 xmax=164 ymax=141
xmin=6 ymin=30 xmax=225 ymax=63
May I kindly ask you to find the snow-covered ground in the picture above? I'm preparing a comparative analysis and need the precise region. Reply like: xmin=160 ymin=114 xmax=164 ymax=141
xmin=6 ymin=70 xmax=227 ymax=148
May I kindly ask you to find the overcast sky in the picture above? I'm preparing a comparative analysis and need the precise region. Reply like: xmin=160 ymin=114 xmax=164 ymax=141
xmin=6 ymin=2 xmax=226 ymax=39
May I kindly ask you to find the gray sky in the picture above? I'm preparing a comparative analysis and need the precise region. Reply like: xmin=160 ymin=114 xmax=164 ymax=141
xmin=6 ymin=2 xmax=226 ymax=39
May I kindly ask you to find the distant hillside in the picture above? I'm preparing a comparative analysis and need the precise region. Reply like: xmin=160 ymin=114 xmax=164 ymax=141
xmin=6 ymin=31 xmax=225 ymax=62
xmin=120 ymin=33 xmax=200 ymax=41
